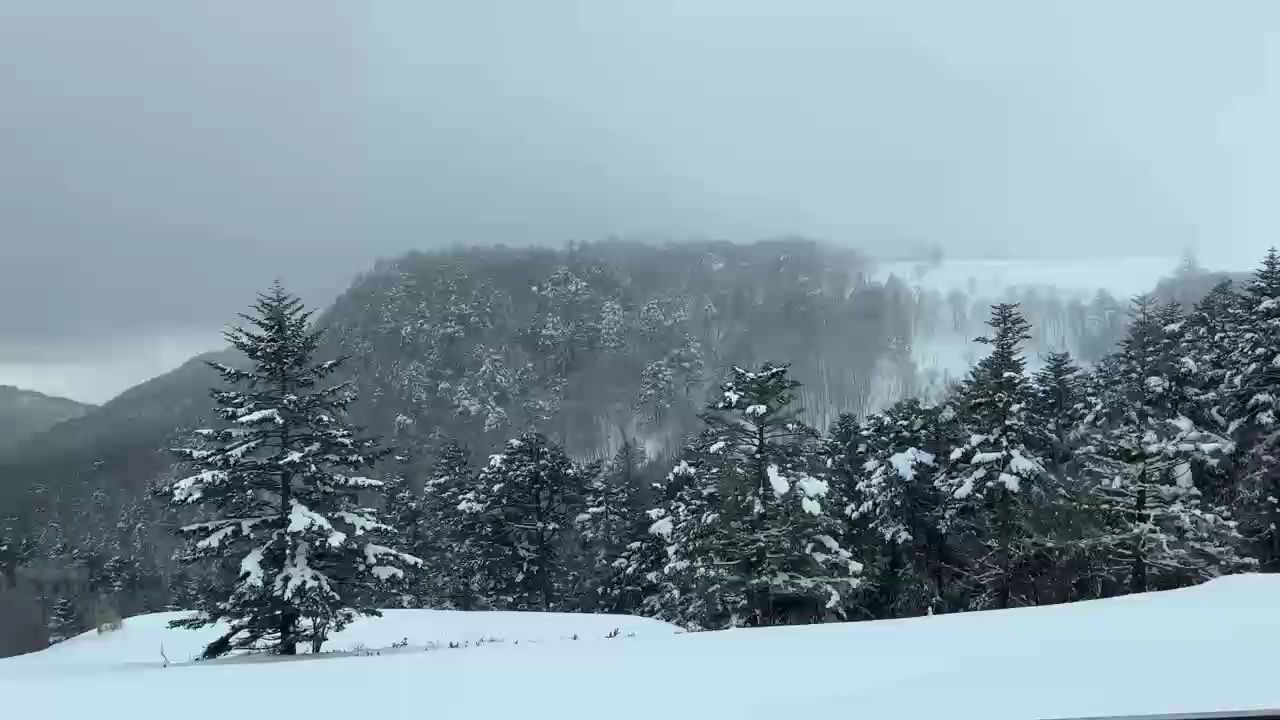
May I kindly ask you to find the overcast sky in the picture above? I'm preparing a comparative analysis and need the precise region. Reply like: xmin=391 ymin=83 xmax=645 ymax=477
xmin=3 ymin=1 xmax=1280 ymax=402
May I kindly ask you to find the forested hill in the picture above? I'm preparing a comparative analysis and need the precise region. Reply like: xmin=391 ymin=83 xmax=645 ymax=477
xmin=322 ymin=239 xmax=1139 ymax=464
xmin=0 ymin=386 xmax=91 ymax=451
xmin=2 ymin=239 xmax=1164 ymax=528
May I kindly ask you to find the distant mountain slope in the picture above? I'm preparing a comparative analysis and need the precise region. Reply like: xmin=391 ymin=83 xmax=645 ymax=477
xmin=0 ymin=386 xmax=92 ymax=451
xmin=0 ymin=350 xmax=234 ymax=519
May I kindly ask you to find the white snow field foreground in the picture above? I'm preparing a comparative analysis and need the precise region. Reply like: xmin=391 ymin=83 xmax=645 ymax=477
xmin=4 ymin=576 xmax=1279 ymax=720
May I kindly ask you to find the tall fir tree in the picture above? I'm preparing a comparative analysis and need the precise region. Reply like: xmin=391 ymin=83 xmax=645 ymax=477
xmin=936 ymin=303 xmax=1048 ymax=610
xmin=167 ymin=282 xmax=420 ymax=658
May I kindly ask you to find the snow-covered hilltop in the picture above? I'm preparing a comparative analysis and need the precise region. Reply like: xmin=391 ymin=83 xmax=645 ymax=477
xmin=3 ymin=577 xmax=1276 ymax=719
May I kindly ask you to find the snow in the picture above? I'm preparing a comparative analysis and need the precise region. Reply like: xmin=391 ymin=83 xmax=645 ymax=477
xmin=240 ymin=546 xmax=265 ymax=587
xmin=648 ymin=516 xmax=674 ymax=540
xmin=765 ymin=464 xmax=790 ymax=497
xmin=800 ymin=497 xmax=822 ymax=515
xmin=6 ymin=577 xmax=1280 ymax=719
xmin=236 ymin=408 xmax=283 ymax=425
xmin=744 ymin=404 xmax=768 ymax=417
xmin=888 ymin=447 xmax=934 ymax=479
xmin=795 ymin=475 xmax=829 ymax=498
xmin=1007 ymin=450 xmax=1042 ymax=477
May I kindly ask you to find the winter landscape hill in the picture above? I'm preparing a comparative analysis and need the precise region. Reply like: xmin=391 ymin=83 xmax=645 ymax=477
xmin=2 ymin=576 xmax=1276 ymax=719
xmin=0 ymin=241 xmax=1240 ymax=658
xmin=0 ymin=386 xmax=91 ymax=452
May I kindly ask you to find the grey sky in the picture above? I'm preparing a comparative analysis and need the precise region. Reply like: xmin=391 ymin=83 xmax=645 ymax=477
xmin=3 ymin=1 xmax=1280 ymax=402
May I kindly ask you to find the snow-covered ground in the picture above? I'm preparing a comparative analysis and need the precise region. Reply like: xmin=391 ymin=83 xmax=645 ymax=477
xmin=4 ymin=577 xmax=1278 ymax=719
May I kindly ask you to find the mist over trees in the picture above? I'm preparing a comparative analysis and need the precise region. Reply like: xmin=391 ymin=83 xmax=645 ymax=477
xmin=0 ymin=239 xmax=1260 ymax=656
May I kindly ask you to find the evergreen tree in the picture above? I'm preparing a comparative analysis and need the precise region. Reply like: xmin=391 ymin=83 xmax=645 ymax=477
xmin=847 ymin=399 xmax=956 ymax=617
xmin=167 ymin=282 xmax=420 ymax=658
xmin=636 ymin=450 xmax=729 ymax=629
xmin=47 ymin=596 xmax=80 ymax=644
xmin=1030 ymin=351 xmax=1086 ymax=469
xmin=463 ymin=432 xmax=582 ymax=610
xmin=575 ymin=439 xmax=644 ymax=610
xmin=1078 ymin=300 xmax=1250 ymax=592
xmin=420 ymin=439 xmax=484 ymax=609
xmin=1226 ymin=248 xmax=1280 ymax=569
xmin=382 ymin=459 xmax=426 ymax=607
xmin=656 ymin=364 xmax=861 ymax=627
xmin=936 ymin=303 xmax=1048 ymax=610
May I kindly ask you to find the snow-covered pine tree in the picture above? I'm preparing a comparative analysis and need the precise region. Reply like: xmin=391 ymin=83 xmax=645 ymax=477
xmin=382 ymin=456 xmax=426 ymax=607
xmin=420 ymin=439 xmax=485 ymax=609
xmin=167 ymin=282 xmax=420 ymax=658
xmin=575 ymin=438 xmax=644 ymax=611
xmin=634 ymin=447 xmax=728 ymax=629
xmin=681 ymin=363 xmax=861 ymax=626
xmin=47 ymin=596 xmax=80 ymax=644
xmin=1077 ymin=299 xmax=1250 ymax=593
xmin=1225 ymin=248 xmax=1280 ymax=569
xmin=936 ymin=303 xmax=1048 ymax=610
xmin=1030 ymin=351 xmax=1086 ymax=470
xmin=847 ymin=398 xmax=955 ymax=617
xmin=464 ymin=432 xmax=582 ymax=611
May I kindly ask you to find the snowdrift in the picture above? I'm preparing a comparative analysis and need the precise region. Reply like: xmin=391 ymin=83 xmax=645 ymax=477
xmin=4 ymin=576 xmax=1278 ymax=720
xmin=7 ymin=608 xmax=679 ymax=668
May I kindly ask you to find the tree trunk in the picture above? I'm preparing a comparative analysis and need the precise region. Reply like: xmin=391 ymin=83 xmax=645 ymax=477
xmin=995 ymin=489 xmax=1011 ymax=610
xmin=1129 ymin=486 xmax=1148 ymax=594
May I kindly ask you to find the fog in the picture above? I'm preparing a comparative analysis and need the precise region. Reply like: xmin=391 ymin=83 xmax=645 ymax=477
xmin=3 ymin=1 xmax=1280 ymax=402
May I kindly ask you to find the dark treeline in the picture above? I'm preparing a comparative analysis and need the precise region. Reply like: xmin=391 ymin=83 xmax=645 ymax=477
xmin=0 ymin=240 xmax=1241 ymax=655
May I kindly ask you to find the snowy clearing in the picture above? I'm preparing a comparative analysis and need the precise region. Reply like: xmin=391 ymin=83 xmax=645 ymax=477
xmin=4 ymin=576 xmax=1279 ymax=719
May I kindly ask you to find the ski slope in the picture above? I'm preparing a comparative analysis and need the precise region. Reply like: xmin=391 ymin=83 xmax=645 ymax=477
xmin=3 ymin=577 xmax=1277 ymax=719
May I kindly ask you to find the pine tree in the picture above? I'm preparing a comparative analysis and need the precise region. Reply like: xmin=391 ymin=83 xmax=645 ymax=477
xmin=635 ymin=449 xmax=729 ymax=629
xmin=464 ymin=433 xmax=582 ymax=611
xmin=420 ymin=439 xmax=484 ymax=609
xmin=1030 ymin=351 xmax=1086 ymax=469
xmin=1226 ymin=248 xmax=1280 ymax=569
xmin=1077 ymin=300 xmax=1250 ymax=592
xmin=382 ymin=459 xmax=425 ymax=607
xmin=661 ymin=363 xmax=861 ymax=627
xmin=47 ymin=596 xmax=80 ymax=644
xmin=575 ymin=439 xmax=644 ymax=610
xmin=167 ymin=282 xmax=420 ymax=658
xmin=847 ymin=399 xmax=956 ymax=617
xmin=936 ymin=303 xmax=1048 ymax=610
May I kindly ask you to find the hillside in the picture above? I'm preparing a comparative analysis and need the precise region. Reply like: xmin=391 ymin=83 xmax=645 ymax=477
xmin=2 ymin=240 xmax=1142 ymax=524
xmin=0 ymin=385 xmax=91 ymax=451
xmin=0 ymin=350 xmax=233 ymax=522
xmin=3 ymin=575 xmax=1275 ymax=719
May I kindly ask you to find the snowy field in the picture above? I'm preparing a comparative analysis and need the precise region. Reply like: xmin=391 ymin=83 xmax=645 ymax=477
xmin=4 ymin=577 xmax=1279 ymax=719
